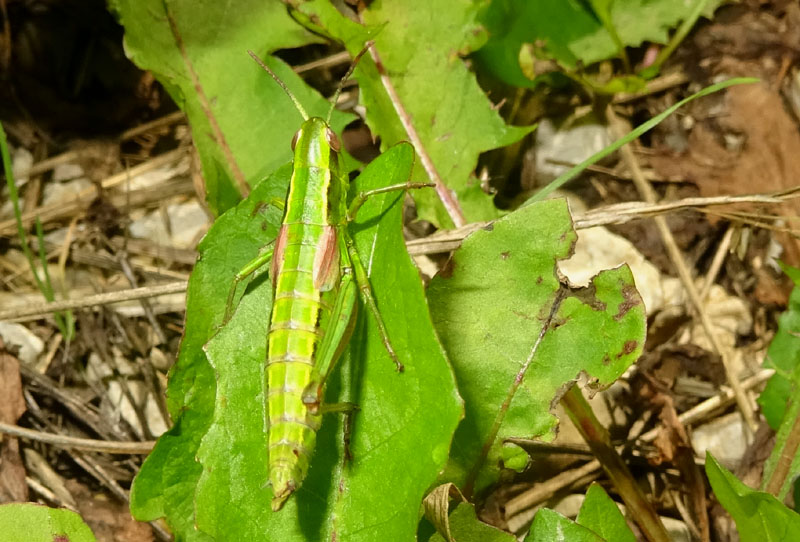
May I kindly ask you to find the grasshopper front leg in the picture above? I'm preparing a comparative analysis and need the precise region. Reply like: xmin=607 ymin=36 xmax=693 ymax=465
xmin=222 ymin=246 xmax=275 ymax=325
xmin=346 ymin=182 xmax=434 ymax=222
xmin=222 ymin=197 xmax=286 ymax=324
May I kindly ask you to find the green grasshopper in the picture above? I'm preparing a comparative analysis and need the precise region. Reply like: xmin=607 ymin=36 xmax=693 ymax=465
xmin=225 ymin=47 xmax=431 ymax=511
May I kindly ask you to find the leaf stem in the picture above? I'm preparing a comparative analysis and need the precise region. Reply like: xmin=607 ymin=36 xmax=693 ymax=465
xmin=367 ymin=45 xmax=467 ymax=227
xmin=161 ymin=0 xmax=249 ymax=198
xmin=561 ymin=385 xmax=670 ymax=542
xmin=641 ymin=0 xmax=710 ymax=78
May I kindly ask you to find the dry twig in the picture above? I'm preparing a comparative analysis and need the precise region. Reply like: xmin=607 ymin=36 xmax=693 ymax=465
xmin=0 ymin=421 xmax=154 ymax=454
xmin=606 ymin=105 xmax=758 ymax=432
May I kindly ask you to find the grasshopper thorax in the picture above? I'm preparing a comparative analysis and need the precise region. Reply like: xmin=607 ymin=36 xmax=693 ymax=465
xmin=282 ymin=117 xmax=348 ymax=228
xmin=290 ymin=117 xmax=342 ymax=170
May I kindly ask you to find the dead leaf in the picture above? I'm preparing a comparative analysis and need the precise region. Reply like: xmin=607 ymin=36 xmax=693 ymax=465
xmin=651 ymin=82 xmax=800 ymax=302
xmin=0 ymin=338 xmax=28 ymax=502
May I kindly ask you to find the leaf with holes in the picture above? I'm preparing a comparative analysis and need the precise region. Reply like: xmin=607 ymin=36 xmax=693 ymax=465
xmin=427 ymin=198 xmax=645 ymax=496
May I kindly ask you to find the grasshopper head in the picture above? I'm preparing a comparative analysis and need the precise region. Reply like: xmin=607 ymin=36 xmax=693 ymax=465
xmin=291 ymin=117 xmax=341 ymax=170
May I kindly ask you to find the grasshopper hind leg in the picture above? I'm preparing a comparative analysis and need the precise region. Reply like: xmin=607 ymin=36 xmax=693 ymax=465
xmin=344 ymin=237 xmax=404 ymax=371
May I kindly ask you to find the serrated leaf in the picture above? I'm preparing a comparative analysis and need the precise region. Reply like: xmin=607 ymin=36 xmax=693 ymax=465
xmin=706 ymin=452 xmax=800 ymax=540
xmin=476 ymin=0 xmax=724 ymax=87
xmin=576 ymin=484 xmax=636 ymax=542
xmin=110 ymin=0 xmax=351 ymax=215
xmin=427 ymin=199 xmax=645 ymax=495
xmin=291 ymin=0 xmax=533 ymax=227
xmin=0 ymin=503 xmax=96 ymax=542
xmin=190 ymin=143 xmax=461 ymax=540
xmin=525 ymin=508 xmax=604 ymax=542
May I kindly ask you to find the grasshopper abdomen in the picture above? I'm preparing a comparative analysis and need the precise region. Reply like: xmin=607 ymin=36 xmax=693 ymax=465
xmin=266 ymin=118 xmax=350 ymax=511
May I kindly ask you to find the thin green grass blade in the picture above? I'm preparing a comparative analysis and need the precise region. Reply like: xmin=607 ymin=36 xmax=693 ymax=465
xmin=527 ymin=77 xmax=759 ymax=203
xmin=0 ymin=122 xmax=74 ymax=337
xmin=34 ymin=218 xmax=74 ymax=340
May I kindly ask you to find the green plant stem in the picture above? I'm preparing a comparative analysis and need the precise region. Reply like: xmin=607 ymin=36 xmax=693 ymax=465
xmin=642 ymin=0 xmax=709 ymax=78
xmin=763 ymin=395 xmax=800 ymax=497
xmin=527 ymin=77 xmax=758 ymax=204
xmin=591 ymin=3 xmax=631 ymax=73
xmin=561 ymin=385 xmax=670 ymax=542
xmin=0 ymin=122 xmax=73 ymax=338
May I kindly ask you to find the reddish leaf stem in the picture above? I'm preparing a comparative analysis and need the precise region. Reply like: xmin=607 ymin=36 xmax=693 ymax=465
xmin=368 ymin=45 xmax=467 ymax=227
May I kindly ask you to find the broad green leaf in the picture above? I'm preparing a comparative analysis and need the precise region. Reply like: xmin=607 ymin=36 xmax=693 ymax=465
xmin=576 ymin=484 xmax=636 ymax=542
xmin=476 ymin=0 xmax=724 ymax=87
xmin=192 ymin=143 xmax=462 ymax=540
xmin=0 ymin=503 xmax=96 ymax=542
xmin=109 ymin=0 xmax=351 ymax=215
xmin=759 ymin=265 xmax=800 ymax=429
xmin=706 ymin=452 xmax=800 ymax=540
xmin=525 ymin=508 xmax=604 ymax=542
xmin=130 ymin=164 xmax=291 ymax=540
xmin=291 ymin=0 xmax=533 ymax=227
xmin=429 ymin=503 xmax=516 ymax=542
xmin=427 ymin=199 xmax=645 ymax=495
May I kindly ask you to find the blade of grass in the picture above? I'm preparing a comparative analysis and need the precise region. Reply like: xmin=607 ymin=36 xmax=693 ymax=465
xmin=561 ymin=385 xmax=670 ymax=542
xmin=526 ymin=77 xmax=759 ymax=204
xmin=34 ymin=217 xmax=74 ymax=339
xmin=0 ymin=122 xmax=74 ymax=338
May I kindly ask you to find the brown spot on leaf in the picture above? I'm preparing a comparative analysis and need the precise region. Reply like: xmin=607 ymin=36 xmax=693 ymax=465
xmin=512 ymin=310 xmax=535 ymax=322
xmin=437 ymin=256 xmax=457 ymax=279
xmin=500 ymin=251 xmax=510 ymax=260
xmin=569 ymin=283 xmax=607 ymax=312
xmin=251 ymin=201 xmax=269 ymax=217
xmin=616 ymin=340 xmax=638 ymax=359
xmin=550 ymin=316 xmax=568 ymax=330
xmin=614 ymin=285 xmax=641 ymax=321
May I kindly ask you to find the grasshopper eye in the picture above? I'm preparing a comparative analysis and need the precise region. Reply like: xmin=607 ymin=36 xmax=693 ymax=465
xmin=325 ymin=128 xmax=341 ymax=153
xmin=291 ymin=129 xmax=301 ymax=151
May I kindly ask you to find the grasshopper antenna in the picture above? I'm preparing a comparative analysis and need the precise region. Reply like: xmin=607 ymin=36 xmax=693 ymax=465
xmin=326 ymin=41 xmax=374 ymax=124
xmin=248 ymin=50 xmax=309 ymax=121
